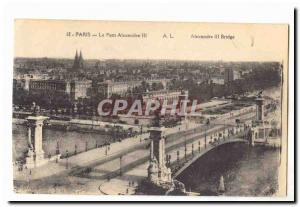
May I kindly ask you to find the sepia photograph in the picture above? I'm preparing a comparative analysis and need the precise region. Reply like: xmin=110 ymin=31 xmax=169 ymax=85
xmin=11 ymin=19 xmax=289 ymax=199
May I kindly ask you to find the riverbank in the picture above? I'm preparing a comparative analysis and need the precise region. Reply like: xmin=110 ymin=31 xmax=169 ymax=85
xmin=12 ymin=117 xmax=143 ymax=133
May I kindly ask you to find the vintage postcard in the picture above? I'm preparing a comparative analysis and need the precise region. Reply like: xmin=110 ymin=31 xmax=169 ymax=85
xmin=12 ymin=19 xmax=289 ymax=199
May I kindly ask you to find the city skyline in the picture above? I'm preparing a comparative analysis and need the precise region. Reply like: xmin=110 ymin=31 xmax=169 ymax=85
xmin=14 ymin=55 xmax=284 ymax=63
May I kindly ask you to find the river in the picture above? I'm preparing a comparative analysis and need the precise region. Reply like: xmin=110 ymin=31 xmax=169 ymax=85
xmin=177 ymin=143 xmax=280 ymax=196
xmin=12 ymin=124 xmax=109 ymax=161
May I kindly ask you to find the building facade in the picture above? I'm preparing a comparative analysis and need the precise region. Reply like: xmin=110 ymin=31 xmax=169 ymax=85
xmin=28 ymin=79 xmax=92 ymax=101
xmin=69 ymin=80 xmax=93 ymax=100
xmin=96 ymin=80 xmax=141 ymax=98
xmin=142 ymin=90 xmax=184 ymax=105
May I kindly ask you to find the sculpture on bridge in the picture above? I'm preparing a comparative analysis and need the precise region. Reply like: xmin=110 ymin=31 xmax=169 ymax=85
xmin=255 ymin=91 xmax=264 ymax=123
xmin=24 ymin=116 xmax=48 ymax=169
xmin=249 ymin=91 xmax=270 ymax=145
xmin=137 ymin=109 xmax=188 ymax=195
xmin=24 ymin=116 xmax=61 ymax=169
xmin=152 ymin=110 xmax=161 ymax=127
xmin=218 ymin=175 xmax=225 ymax=195
xmin=148 ymin=157 xmax=159 ymax=182
xmin=147 ymin=113 xmax=172 ymax=188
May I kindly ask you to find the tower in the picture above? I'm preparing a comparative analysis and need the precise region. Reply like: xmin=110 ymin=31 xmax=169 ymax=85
xmin=148 ymin=114 xmax=172 ymax=185
xmin=178 ymin=90 xmax=189 ymax=129
xmin=72 ymin=50 xmax=79 ymax=69
xmin=178 ymin=90 xmax=189 ymax=118
xmin=72 ymin=50 xmax=84 ymax=70
xmin=250 ymin=91 xmax=267 ymax=145
xmin=78 ymin=50 xmax=84 ymax=68
xmin=25 ymin=116 xmax=49 ymax=168
xmin=255 ymin=91 xmax=264 ymax=123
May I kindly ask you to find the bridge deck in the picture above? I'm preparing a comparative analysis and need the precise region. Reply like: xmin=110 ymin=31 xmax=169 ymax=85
xmin=14 ymin=110 xmax=255 ymax=183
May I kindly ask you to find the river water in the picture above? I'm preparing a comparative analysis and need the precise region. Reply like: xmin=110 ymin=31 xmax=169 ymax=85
xmin=177 ymin=143 xmax=280 ymax=196
xmin=12 ymin=124 xmax=109 ymax=161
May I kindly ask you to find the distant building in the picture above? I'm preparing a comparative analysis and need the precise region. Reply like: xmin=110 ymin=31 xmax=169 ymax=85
xmin=94 ymin=79 xmax=169 ymax=98
xmin=233 ymin=70 xmax=241 ymax=80
xmin=224 ymin=68 xmax=234 ymax=84
xmin=13 ymin=74 xmax=50 ymax=91
xmin=29 ymin=79 xmax=68 ymax=95
xmin=13 ymin=79 xmax=28 ymax=91
xmin=142 ymin=90 xmax=183 ymax=105
xmin=210 ymin=76 xmax=225 ymax=85
xmin=96 ymin=80 xmax=141 ymax=98
xmin=28 ymin=79 xmax=92 ymax=101
xmin=72 ymin=50 xmax=84 ymax=71
xmin=70 ymin=80 xmax=93 ymax=100
xmin=147 ymin=79 xmax=169 ymax=90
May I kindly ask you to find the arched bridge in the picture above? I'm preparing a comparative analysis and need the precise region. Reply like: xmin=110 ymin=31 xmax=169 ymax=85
xmin=171 ymin=137 xmax=248 ymax=178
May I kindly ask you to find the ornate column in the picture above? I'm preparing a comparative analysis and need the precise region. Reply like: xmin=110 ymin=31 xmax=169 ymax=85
xmin=255 ymin=94 xmax=264 ymax=123
xmin=147 ymin=113 xmax=172 ymax=185
xmin=148 ymin=126 xmax=172 ymax=184
xmin=25 ymin=116 xmax=48 ymax=168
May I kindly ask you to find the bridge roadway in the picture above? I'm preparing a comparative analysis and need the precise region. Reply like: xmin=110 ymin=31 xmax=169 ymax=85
xmin=14 ymin=109 xmax=255 ymax=184
xmin=73 ymin=110 xmax=255 ymax=180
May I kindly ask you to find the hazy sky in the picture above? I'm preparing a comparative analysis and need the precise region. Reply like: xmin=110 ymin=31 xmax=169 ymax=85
xmin=15 ymin=20 xmax=288 ymax=62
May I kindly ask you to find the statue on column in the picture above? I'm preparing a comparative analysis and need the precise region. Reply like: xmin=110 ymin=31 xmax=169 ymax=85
xmin=152 ymin=110 xmax=161 ymax=127
xmin=24 ymin=116 xmax=50 ymax=168
xmin=147 ymin=113 xmax=172 ymax=186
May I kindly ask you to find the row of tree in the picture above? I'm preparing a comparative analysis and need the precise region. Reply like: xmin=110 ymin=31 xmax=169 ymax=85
xmin=167 ymin=66 xmax=281 ymax=102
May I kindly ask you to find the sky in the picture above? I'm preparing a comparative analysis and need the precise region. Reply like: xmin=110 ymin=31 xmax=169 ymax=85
xmin=14 ymin=19 xmax=288 ymax=62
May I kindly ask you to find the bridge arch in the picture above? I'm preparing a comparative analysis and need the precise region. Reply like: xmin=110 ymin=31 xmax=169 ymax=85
xmin=172 ymin=138 xmax=248 ymax=179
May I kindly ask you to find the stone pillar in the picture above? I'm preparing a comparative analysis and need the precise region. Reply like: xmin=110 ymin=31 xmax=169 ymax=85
xmin=151 ymin=128 xmax=166 ymax=168
xmin=25 ymin=116 xmax=49 ymax=168
xmin=255 ymin=96 xmax=264 ymax=123
xmin=179 ymin=90 xmax=189 ymax=122
xmin=148 ymin=126 xmax=172 ymax=184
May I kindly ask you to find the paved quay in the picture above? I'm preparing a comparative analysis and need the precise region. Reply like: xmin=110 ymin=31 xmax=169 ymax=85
xmin=98 ymin=162 xmax=148 ymax=195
